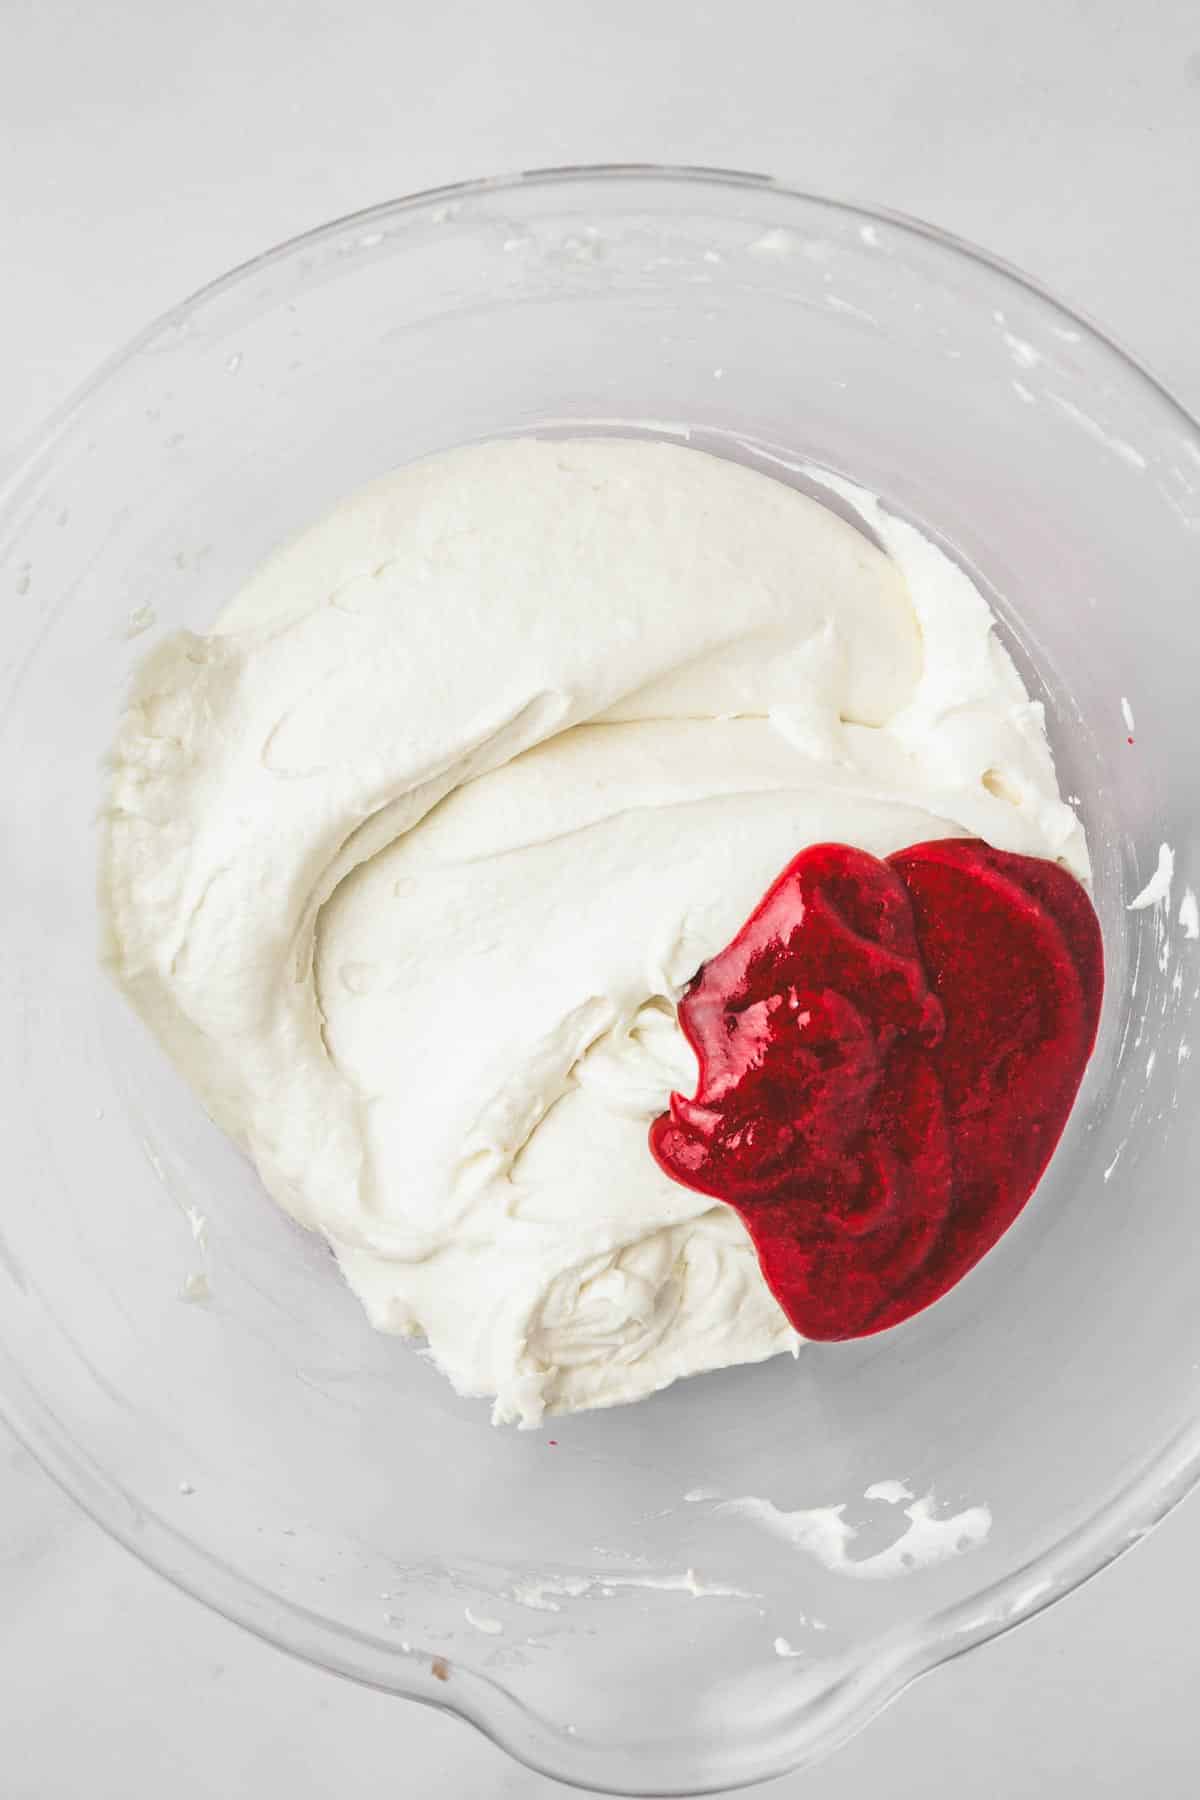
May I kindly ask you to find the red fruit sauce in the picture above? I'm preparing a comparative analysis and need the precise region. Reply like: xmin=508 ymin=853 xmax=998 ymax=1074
xmin=649 ymin=840 xmax=1103 ymax=1339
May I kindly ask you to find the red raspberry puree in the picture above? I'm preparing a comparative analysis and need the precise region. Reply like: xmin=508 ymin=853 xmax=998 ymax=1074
xmin=650 ymin=839 xmax=1103 ymax=1339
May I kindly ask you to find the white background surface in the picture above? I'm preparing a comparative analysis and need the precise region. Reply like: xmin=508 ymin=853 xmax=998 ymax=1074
xmin=4 ymin=2 xmax=1200 ymax=1794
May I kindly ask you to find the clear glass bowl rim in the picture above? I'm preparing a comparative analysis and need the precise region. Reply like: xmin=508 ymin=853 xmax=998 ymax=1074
xmin=3 ymin=163 xmax=1200 ymax=1796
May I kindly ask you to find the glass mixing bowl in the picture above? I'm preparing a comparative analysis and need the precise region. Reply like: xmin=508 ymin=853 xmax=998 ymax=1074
xmin=2 ymin=168 xmax=1199 ymax=1795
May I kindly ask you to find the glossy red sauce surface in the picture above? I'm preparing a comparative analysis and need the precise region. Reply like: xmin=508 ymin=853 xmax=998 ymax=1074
xmin=649 ymin=840 xmax=1103 ymax=1339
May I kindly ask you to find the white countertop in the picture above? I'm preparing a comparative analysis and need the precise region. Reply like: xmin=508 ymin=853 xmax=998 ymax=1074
xmin=4 ymin=2 xmax=1200 ymax=1793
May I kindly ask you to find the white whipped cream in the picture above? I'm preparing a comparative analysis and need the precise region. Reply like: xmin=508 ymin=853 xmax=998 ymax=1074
xmin=102 ymin=438 xmax=1086 ymax=1425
